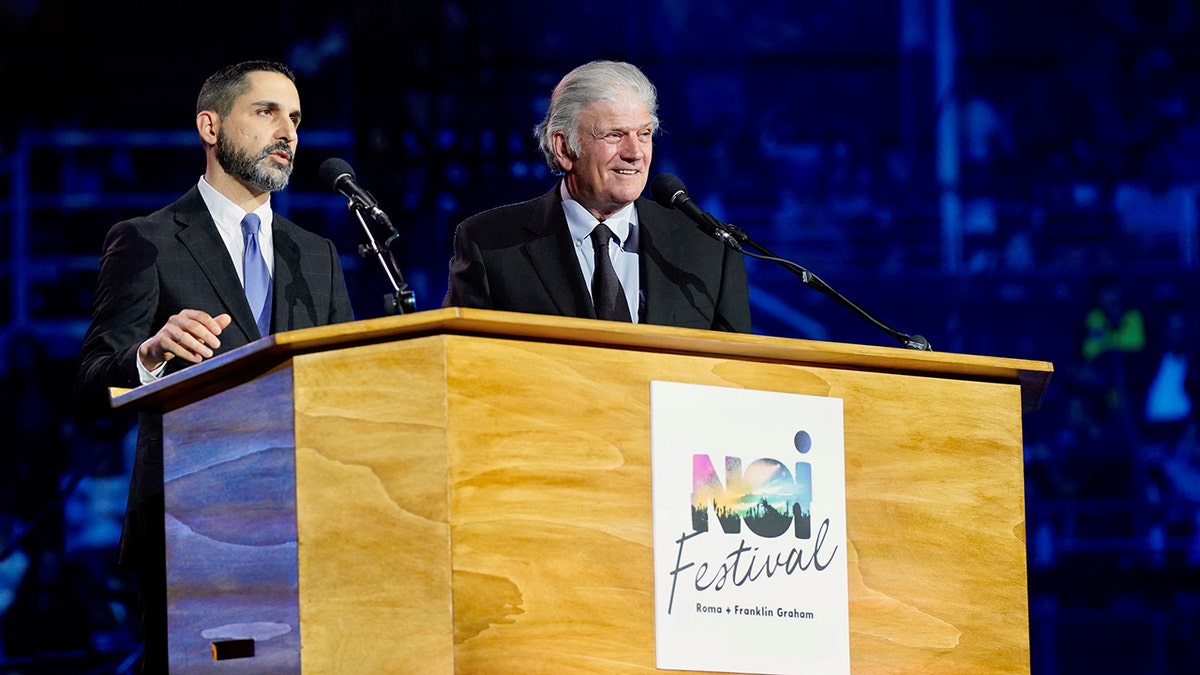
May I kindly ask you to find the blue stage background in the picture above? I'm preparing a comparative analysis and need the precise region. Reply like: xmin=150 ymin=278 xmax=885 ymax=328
xmin=2 ymin=1 xmax=1198 ymax=672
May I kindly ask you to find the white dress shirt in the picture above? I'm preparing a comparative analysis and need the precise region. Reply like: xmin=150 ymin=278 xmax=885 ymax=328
xmin=137 ymin=177 xmax=275 ymax=383
xmin=560 ymin=181 xmax=640 ymax=322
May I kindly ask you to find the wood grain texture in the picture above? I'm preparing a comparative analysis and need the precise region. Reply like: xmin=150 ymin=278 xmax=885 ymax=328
xmin=445 ymin=337 xmax=658 ymax=674
xmin=132 ymin=311 xmax=1044 ymax=673
xmin=292 ymin=338 xmax=454 ymax=673
xmin=434 ymin=336 xmax=1029 ymax=674
xmin=163 ymin=367 xmax=302 ymax=674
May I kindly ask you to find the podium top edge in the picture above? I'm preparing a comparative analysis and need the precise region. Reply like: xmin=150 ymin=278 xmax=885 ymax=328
xmin=110 ymin=307 xmax=1053 ymax=413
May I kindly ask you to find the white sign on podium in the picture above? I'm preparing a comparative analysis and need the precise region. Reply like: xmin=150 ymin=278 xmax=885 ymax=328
xmin=650 ymin=381 xmax=849 ymax=675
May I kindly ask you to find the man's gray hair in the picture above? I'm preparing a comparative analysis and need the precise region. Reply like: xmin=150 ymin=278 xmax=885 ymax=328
xmin=533 ymin=60 xmax=659 ymax=175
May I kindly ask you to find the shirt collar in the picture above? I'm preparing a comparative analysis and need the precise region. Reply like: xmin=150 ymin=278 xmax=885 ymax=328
xmin=559 ymin=180 xmax=638 ymax=250
xmin=197 ymin=176 xmax=273 ymax=232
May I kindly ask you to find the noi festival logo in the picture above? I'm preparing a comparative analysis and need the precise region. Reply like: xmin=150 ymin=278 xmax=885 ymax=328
xmin=665 ymin=429 xmax=839 ymax=614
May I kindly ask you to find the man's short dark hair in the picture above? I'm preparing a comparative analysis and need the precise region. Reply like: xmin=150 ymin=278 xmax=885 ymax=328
xmin=196 ymin=60 xmax=296 ymax=117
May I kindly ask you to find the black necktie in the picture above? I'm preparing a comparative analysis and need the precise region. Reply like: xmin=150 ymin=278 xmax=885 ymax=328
xmin=589 ymin=222 xmax=632 ymax=322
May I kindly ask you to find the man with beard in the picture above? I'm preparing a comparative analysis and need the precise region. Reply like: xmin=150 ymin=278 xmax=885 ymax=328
xmin=75 ymin=60 xmax=354 ymax=672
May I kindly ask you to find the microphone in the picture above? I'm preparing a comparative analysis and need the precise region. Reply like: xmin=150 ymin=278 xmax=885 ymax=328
xmin=319 ymin=157 xmax=380 ymax=212
xmin=319 ymin=157 xmax=416 ymax=315
xmin=650 ymin=174 xmax=746 ymax=249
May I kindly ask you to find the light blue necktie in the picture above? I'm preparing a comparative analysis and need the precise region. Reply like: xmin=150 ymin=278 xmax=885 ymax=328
xmin=241 ymin=213 xmax=272 ymax=336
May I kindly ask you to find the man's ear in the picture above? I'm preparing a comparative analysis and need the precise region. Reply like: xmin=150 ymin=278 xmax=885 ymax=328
xmin=196 ymin=111 xmax=219 ymax=146
xmin=551 ymin=131 xmax=575 ymax=172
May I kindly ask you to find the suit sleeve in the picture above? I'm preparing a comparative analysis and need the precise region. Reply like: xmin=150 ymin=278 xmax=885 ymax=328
xmin=442 ymin=221 xmax=495 ymax=310
xmin=74 ymin=220 xmax=161 ymax=419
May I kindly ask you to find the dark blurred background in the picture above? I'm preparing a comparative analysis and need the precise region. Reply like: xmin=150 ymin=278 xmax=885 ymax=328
xmin=2 ymin=1 xmax=1199 ymax=672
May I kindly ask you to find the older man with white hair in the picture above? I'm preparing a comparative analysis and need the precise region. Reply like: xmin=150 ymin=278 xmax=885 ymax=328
xmin=444 ymin=60 xmax=750 ymax=332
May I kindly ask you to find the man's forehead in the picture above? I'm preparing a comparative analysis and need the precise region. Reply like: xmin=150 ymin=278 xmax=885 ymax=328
xmin=238 ymin=72 xmax=299 ymax=101
xmin=579 ymin=99 xmax=653 ymax=127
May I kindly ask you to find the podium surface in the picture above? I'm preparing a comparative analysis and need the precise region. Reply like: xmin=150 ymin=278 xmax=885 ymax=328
xmin=112 ymin=308 xmax=1052 ymax=674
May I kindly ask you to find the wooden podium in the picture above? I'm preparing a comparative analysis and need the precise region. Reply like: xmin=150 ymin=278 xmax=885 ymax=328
xmin=111 ymin=308 xmax=1052 ymax=674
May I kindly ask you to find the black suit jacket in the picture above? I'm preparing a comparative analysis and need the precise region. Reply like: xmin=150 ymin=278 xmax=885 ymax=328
xmin=75 ymin=186 xmax=354 ymax=567
xmin=443 ymin=186 xmax=751 ymax=332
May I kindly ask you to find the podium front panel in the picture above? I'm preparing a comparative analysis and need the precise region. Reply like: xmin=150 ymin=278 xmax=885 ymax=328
xmin=161 ymin=324 xmax=1029 ymax=674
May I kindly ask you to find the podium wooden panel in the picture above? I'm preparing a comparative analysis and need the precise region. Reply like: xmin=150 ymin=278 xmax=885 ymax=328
xmin=112 ymin=307 xmax=1052 ymax=674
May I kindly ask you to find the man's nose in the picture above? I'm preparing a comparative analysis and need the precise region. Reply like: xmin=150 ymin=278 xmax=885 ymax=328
xmin=619 ymin=134 xmax=645 ymax=159
xmin=277 ymin=117 xmax=298 ymax=143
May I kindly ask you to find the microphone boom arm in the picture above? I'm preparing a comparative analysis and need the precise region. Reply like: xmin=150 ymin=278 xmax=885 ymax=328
xmin=649 ymin=172 xmax=929 ymax=350
xmin=711 ymin=220 xmax=931 ymax=351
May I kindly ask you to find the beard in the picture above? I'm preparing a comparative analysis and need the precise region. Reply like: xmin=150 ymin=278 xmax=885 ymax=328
xmin=216 ymin=128 xmax=294 ymax=192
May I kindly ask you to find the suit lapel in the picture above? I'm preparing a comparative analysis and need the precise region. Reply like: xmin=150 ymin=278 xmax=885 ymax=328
xmin=523 ymin=189 xmax=595 ymax=318
xmin=272 ymin=219 xmax=322 ymax=333
xmin=272 ymin=224 xmax=296 ymax=333
xmin=172 ymin=189 xmax=261 ymax=341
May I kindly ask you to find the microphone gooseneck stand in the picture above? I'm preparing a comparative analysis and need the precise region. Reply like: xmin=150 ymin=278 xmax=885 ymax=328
xmin=320 ymin=157 xmax=417 ymax=316
xmin=691 ymin=207 xmax=931 ymax=348
xmin=699 ymin=212 xmax=932 ymax=351
xmin=347 ymin=202 xmax=417 ymax=316
xmin=650 ymin=173 xmax=929 ymax=350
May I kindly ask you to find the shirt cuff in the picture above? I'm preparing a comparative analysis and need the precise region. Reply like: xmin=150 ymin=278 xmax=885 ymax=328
xmin=137 ymin=340 xmax=167 ymax=384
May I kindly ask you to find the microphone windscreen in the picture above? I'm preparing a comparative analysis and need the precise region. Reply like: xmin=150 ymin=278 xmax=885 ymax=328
xmin=650 ymin=173 xmax=687 ymax=208
xmin=318 ymin=157 xmax=354 ymax=190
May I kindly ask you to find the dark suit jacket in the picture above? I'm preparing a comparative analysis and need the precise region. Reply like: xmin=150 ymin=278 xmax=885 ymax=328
xmin=443 ymin=186 xmax=751 ymax=332
xmin=75 ymin=186 xmax=354 ymax=568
